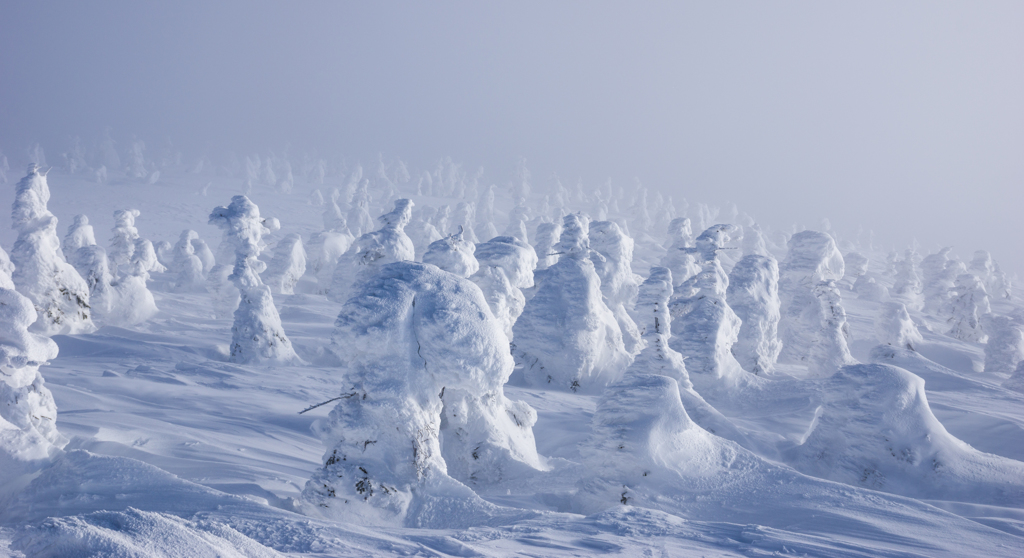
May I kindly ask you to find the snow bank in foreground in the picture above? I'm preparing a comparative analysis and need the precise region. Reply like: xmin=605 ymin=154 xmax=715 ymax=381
xmin=786 ymin=357 xmax=1024 ymax=505
xmin=307 ymin=262 xmax=541 ymax=526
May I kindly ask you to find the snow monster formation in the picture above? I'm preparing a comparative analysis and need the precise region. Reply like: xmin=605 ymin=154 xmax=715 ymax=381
xmin=328 ymin=199 xmax=415 ymax=304
xmin=263 ymin=233 xmax=307 ymax=295
xmin=777 ymin=230 xmax=855 ymax=376
xmin=469 ymin=236 xmax=537 ymax=342
xmin=0 ymin=253 xmax=66 ymax=483
xmin=727 ymin=253 xmax=782 ymax=376
xmin=422 ymin=228 xmax=479 ymax=278
xmin=513 ymin=214 xmax=629 ymax=392
xmin=9 ymin=165 xmax=94 ymax=335
xmin=305 ymin=262 xmax=541 ymax=526
xmin=209 ymin=195 xmax=297 ymax=363
xmin=589 ymin=220 xmax=642 ymax=355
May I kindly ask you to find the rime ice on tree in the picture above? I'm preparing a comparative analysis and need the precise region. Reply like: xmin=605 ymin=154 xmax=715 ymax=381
xmin=589 ymin=221 xmax=642 ymax=355
xmin=469 ymin=236 xmax=537 ymax=342
xmin=948 ymin=273 xmax=990 ymax=343
xmin=305 ymin=262 xmax=540 ymax=525
xmin=10 ymin=165 xmax=94 ymax=335
xmin=777 ymin=231 xmax=854 ymax=375
xmin=513 ymin=214 xmax=629 ymax=392
xmin=0 ymin=256 xmax=66 ymax=481
xmin=263 ymin=233 xmax=306 ymax=295
xmin=209 ymin=195 xmax=297 ymax=363
xmin=62 ymin=214 xmax=96 ymax=260
xmin=171 ymin=230 xmax=207 ymax=292
xmin=328 ymin=199 xmax=415 ymax=304
xmin=875 ymin=302 xmax=923 ymax=351
xmin=423 ymin=229 xmax=479 ymax=278
xmin=982 ymin=314 xmax=1024 ymax=374
xmin=727 ymin=254 xmax=782 ymax=375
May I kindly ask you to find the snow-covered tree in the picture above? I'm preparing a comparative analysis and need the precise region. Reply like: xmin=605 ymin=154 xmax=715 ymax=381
xmin=10 ymin=165 xmax=94 ymax=335
xmin=892 ymin=249 xmax=923 ymax=310
xmin=406 ymin=207 xmax=443 ymax=261
xmin=948 ymin=274 xmax=990 ymax=343
xmin=209 ymin=195 xmax=297 ymax=363
xmin=777 ymin=230 xmax=850 ymax=372
xmin=329 ymin=199 xmax=415 ymax=304
xmin=451 ymin=202 xmax=479 ymax=244
xmin=843 ymin=251 xmax=869 ymax=290
xmin=62 ymin=214 xmax=96 ymax=260
xmin=305 ymin=262 xmax=541 ymax=524
xmin=0 ymin=269 xmax=66 ymax=481
xmin=920 ymin=248 xmax=958 ymax=315
xmin=469 ymin=236 xmax=537 ymax=342
xmin=422 ymin=229 xmax=478 ymax=278
xmin=347 ymin=183 xmax=375 ymax=237
xmin=171 ymin=230 xmax=206 ymax=292
xmin=306 ymin=229 xmax=354 ymax=295
xmin=669 ymin=259 xmax=750 ymax=387
xmin=263 ymin=233 xmax=307 ymax=295
xmin=727 ymin=254 xmax=782 ymax=375
xmin=532 ymin=221 xmax=562 ymax=271
xmin=660 ymin=218 xmax=700 ymax=289
xmin=108 ymin=209 xmax=141 ymax=275
xmin=131 ymin=238 xmax=166 ymax=274
xmin=589 ymin=221 xmax=642 ymax=355
xmin=875 ymin=302 xmax=923 ymax=351
xmin=514 ymin=214 xmax=630 ymax=392
xmin=982 ymin=315 xmax=1024 ymax=374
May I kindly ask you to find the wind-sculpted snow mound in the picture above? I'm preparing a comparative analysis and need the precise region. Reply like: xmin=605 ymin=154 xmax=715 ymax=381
xmin=307 ymin=262 xmax=541 ymax=527
xmin=572 ymin=368 xmax=1023 ymax=555
xmin=785 ymin=360 xmax=1024 ymax=505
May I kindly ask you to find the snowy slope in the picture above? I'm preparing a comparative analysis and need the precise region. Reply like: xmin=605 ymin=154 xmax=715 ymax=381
xmin=2 ymin=165 xmax=1023 ymax=556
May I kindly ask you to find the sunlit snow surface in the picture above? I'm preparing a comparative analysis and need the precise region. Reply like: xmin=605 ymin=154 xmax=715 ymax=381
xmin=2 ymin=170 xmax=1024 ymax=556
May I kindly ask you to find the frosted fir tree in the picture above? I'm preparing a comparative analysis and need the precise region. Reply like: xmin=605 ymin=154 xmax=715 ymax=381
xmin=263 ymin=233 xmax=307 ymax=295
xmin=892 ymin=249 xmax=924 ymax=310
xmin=982 ymin=315 xmax=1024 ymax=374
xmin=532 ymin=221 xmax=562 ymax=271
xmin=423 ymin=228 xmax=479 ymax=278
xmin=588 ymin=221 xmax=642 ymax=355
xmin=475 ymin=185 xmax=499 ymax=241
xmin=805 ymin=279 xmax=857 ymax=376
xmin=659 ymin=218 xmax=700 ymax=289
xmin=971 ymin=251 xmax=1013 ymax=300
xmin=10 ymin=165 xmax=94 ymax=335
xmin=469 ymin=236 xmax=537 ymax=342
xmin=68 ymin=245 xmax=116 ymax=319
xmin=451 ymin=202 xmax=479 ymax=243
xmin=347 ymin=182 xmax=376 ymax=237
xmin=777 ymin=230 xmax=850 ymax=370
xmin=171 ymin=230 xmax=206 ymax=292
xmin=131 ymin=238 xmax=166 ymax=274
xmin=62 ymin=214 xmax=96 ymax=260
xmin=328 ymin=199 xmax=416 ymax=304
xmin=108 ymin=209 xmax=141 ymax=276
xmin=513 ymin=214 xmax=630 ymax=393
xmin=305 ymin=262 xmax=541 ymax=525
xmin=322 ymin=189 xmax=348 ymax=232
xmin=875 ymin=302 xmax=923 ymax=351
xmin=727 ymin=254 xmax=782 ymax=375
xmin=948 ymin=274 xmax=990 ymax=343
xmin=843 ymin=251 xmax=869 ymax=290
xmin=669 ymin=259 xmax=751 ymax=389
xmin=0 ymin=271 xmax=66 ymax=481
xmin=510 ymin=157 xmax=531 ymax=206
xmin=920 ymin=247 xmax=958 ymax=315
xmin=629 ymin=267 xmax=748 ymax=441
xmin=209 ymin=195 xmax=297 ymax=363
xmin=406 ymin=206 xmax=444 ymax=261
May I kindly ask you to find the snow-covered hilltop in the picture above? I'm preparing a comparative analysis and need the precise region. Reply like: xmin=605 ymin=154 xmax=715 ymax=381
xmin=1 ymin=152 xmax=1023 ymax=557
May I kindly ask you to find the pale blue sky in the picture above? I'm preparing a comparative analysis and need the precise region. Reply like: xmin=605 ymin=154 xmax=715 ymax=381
xmin=2 ymin=1 xmax=1022 ymax=273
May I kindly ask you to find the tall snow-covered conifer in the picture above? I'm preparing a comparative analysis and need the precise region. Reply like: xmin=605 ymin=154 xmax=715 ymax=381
xmin=209 ymin=196 xmax=297 ymax=363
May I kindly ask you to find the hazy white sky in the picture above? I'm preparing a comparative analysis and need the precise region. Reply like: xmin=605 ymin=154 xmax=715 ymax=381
xmin=2 ymin=1 xmax=1022 ymax=273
